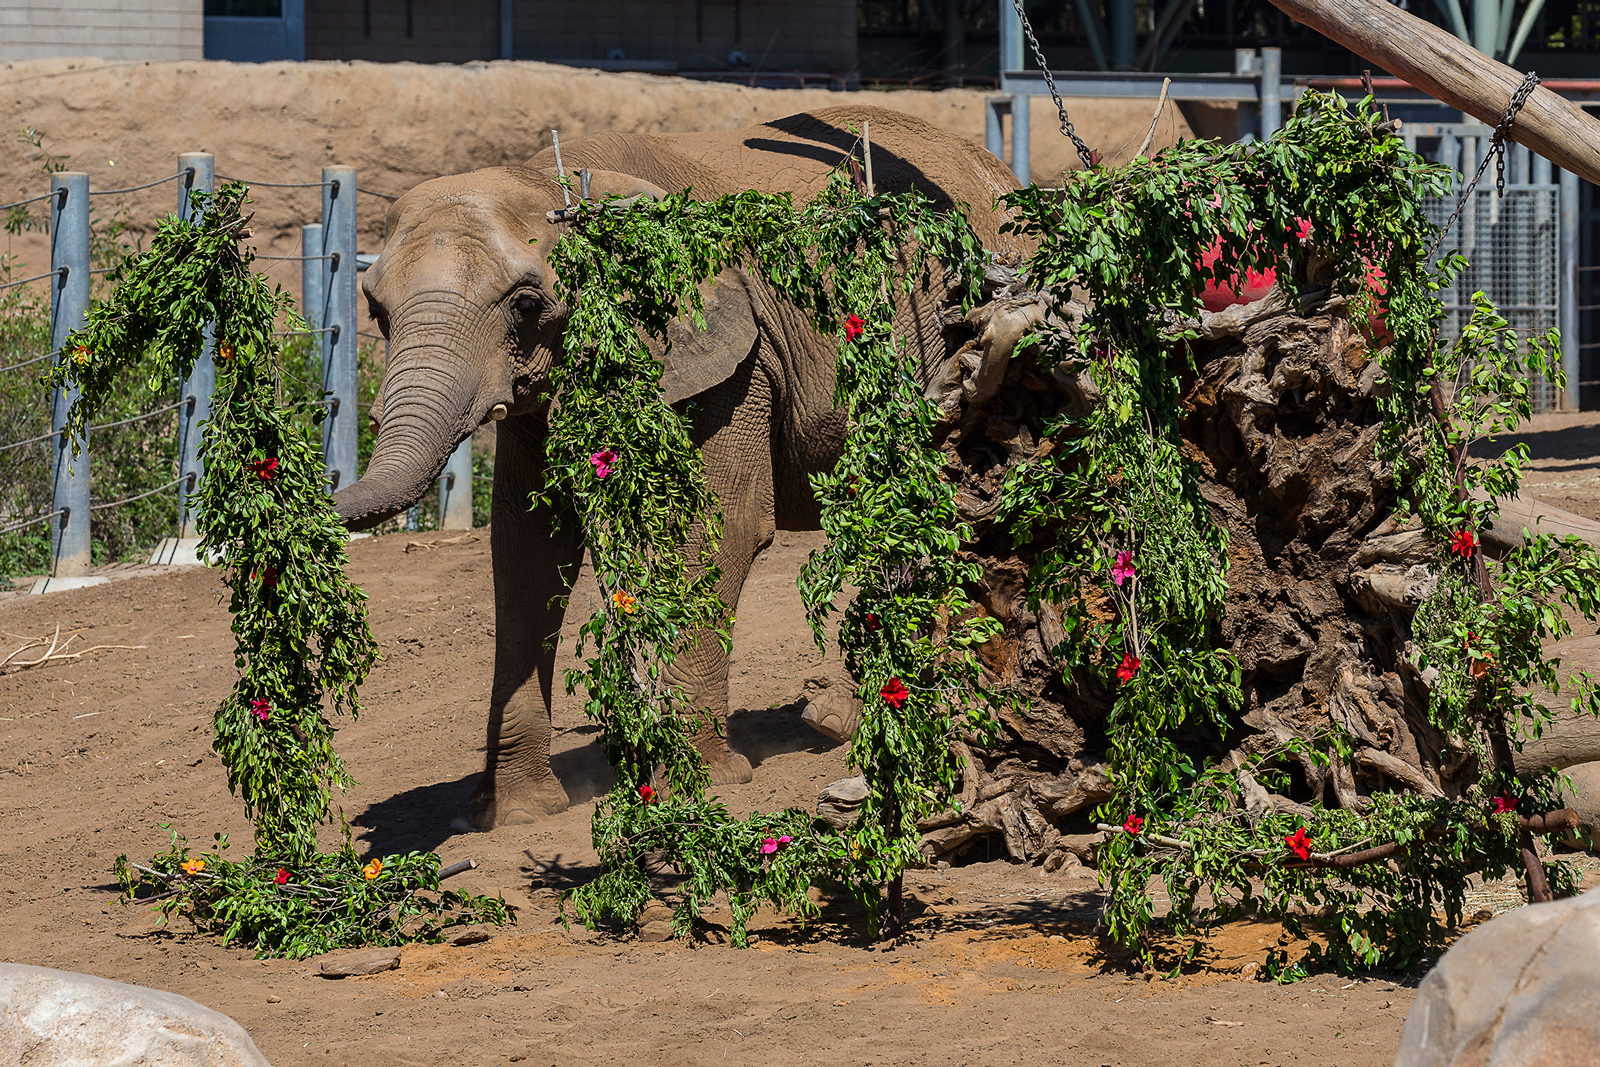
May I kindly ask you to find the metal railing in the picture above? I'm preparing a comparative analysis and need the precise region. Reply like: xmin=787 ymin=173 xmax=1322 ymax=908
xmin=0 ymin=155 xmax=477 ymax=589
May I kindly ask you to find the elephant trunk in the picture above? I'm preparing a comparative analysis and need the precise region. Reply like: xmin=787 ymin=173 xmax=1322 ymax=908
xmin=333 ymin=338 xmax=489 ymax=531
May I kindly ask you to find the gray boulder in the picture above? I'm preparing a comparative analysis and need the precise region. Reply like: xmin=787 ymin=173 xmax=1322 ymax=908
xmin=0 ymin=963 xmax=271 ymax=1066
xmin=1394 ymin=890 xmax=1600 ymax=1066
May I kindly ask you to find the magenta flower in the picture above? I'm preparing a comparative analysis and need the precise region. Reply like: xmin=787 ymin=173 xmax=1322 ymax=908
xmin=249 ymin=698 xmax=271 ymax=723
xmin=777 ymin=835 xmax=792 ymax=849
xmin=590 ymin=450 xmax=618 ymax=479
xmin=759 ymin=837 xmax=778 ymax=855
xmin=1111 ymin=550 xmax=1137 ymax=587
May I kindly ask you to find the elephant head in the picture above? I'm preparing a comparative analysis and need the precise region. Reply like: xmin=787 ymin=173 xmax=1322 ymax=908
xmin=332 ymin=165 xmax=759 ymax=529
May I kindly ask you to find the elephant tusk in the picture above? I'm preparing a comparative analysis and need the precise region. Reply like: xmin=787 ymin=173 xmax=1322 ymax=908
xmin=488 ymin=403 xmax=508 ymax=421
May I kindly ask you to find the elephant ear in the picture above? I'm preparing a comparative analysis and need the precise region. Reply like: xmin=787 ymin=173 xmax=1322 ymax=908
xmin=660 ymin=268 xmax=760 ymax=405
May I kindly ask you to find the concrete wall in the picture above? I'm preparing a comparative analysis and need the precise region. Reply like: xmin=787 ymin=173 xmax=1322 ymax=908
xmin=0 ymin=0 xmax=203 ymax=61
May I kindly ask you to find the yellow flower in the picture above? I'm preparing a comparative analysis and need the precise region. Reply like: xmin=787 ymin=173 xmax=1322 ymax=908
xmin=217 ymin=341 xmax=235 ymax=362
xmin=181 ymin=858 xmax=206 ymax=876
xmin=611 ymin=590 xmax=637 ymax=615
xmin=362 ymin=858 xmax=383 ymax=880
xmin=850 ymin=841 xmax=863 ymax=861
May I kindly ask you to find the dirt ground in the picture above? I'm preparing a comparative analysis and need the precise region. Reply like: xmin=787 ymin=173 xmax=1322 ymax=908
xmin=3 ymin=410 xmax=1599 ymax=1066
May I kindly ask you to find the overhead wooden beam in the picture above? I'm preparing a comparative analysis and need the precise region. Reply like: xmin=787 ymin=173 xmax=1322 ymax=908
xmin=1264 ymin=0 xmax=1600 ymax=186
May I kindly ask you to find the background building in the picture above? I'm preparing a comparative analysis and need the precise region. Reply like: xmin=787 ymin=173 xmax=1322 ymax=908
xmin=1 ymin=0 xmax=202 ymax=62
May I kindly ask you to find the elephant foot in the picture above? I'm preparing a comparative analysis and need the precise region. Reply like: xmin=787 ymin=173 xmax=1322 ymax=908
xmin=694 ymin=732 xmax=754 ymax=785
xmin=464 ymin=774 xmax=570 ymax=831
xmin=800 ymin=680 xmax=862 ymax=743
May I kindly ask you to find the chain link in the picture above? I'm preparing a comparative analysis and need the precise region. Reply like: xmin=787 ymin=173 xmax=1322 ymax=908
xmin=1009 ymin=0 xmax=1098 ymax=172
xmin=1428 ymin=70 xmax=1539 ymax=261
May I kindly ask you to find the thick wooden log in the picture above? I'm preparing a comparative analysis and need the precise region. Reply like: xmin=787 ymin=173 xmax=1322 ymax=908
xmin=1264 ymin=0 xmax=1600 ymax=188
xmin=1476 ymin=490 xmax=1600 ymax=557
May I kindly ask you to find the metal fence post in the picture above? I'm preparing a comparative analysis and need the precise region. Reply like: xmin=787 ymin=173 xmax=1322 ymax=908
xmin=321 ymin=166 xmax=358 ymax=491
xmin=438 ymin=439 xmax=474 ymax=529
xmin=176 ymin=153 xmax=214 ymax=539
xmin=301 ymin=222 xmax=325 ymax=333
xmin=985 ymin=95 xmax=1008 ymax=162
xmin=47 ymin=172 xmax=91 ymax=579
xmin=998 ymin=0 xmax=1029 ymax=183
xmin=1561 ymin=167 xmax=1581 ymax=410
xmin=1259 ymin=47 xmax=1282 ymax=137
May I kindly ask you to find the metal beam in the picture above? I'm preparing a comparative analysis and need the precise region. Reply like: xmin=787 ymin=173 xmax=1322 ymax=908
xmin=1001 ymin=70 xmax=1262 ymax=101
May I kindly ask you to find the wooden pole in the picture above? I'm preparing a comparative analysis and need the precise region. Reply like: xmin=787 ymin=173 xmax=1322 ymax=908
xmin=1263 ymin=0 xmax=1600 ymax=187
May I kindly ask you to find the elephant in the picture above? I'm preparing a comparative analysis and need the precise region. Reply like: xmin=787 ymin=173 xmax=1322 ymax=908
xmin=335 ymin=105 xmax=1026 ymax=830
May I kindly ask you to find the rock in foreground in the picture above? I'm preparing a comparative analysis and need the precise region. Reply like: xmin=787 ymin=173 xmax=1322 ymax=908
xmin=0 ymin=962 xmax=271 ymax=1066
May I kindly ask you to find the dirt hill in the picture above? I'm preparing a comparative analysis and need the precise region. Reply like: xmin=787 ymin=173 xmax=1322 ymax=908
xmin=0 ymin=57 xmax=1194 ymax=300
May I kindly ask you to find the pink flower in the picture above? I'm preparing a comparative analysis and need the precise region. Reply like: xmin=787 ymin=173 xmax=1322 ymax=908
xmin=777 ymin=835 xmax=792 ymax=849
xmin=1491 ymin=795 xmax=1517 ymax=815
xmin=590 ymin=450 xmax=618 ymax=479
xmin=843 ymin=315 xmax=865 ymax=342
xmin=880 ymin=677 xmax=910 ymax=709
xmin=759 ymin=837 xmax=778 ymax=855
xmin=249 ymin=698 xmax=270 ymax=723
xmin=1291 ymin=216 xmax=1313 ymax=241
xmin=1111 ymin=550 xmax=1137 ymax=587
xmin=1116 ymin=654 xmax=1140 ymax=684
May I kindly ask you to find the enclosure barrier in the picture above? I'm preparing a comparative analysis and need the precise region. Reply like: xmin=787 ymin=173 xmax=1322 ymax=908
xmin=0 ymin=155 xmax=473 ymax=589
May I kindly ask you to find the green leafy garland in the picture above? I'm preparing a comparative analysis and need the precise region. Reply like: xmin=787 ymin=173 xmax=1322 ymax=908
xmin=1001 ymin=91 xmax=1593 ymax=972
xmin=53 ymin=184 xmax=507 ymax=957
xmin=546 ymin=173 xmax=995 ymax=941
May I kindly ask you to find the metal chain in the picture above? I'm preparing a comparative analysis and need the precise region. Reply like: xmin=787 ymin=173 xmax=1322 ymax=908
xmin=1009 ymin=0 xmax=1098 ymax=171
xmin=1428 ymin=70 xmax=1539 ymax=260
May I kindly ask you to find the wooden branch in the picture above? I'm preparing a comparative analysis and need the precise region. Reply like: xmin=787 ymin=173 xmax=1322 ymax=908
xmin=0 ymin=626 xmax=145 ymax=674
xmin=1263 ymin=0 xmax=1600 ymax=187
xmin=438 ymin=858 xmax=478 ymax=880
xmin=1135 ymin=78 xmax=1173 ymax=160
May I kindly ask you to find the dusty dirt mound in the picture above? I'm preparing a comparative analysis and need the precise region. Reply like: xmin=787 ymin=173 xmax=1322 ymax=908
xmin=0 ymin=57 xmax=1191 ymax=303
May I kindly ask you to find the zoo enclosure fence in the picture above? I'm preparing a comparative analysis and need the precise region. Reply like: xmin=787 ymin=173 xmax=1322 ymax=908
xmin=0 ymin=157 xmax=474 ymax=591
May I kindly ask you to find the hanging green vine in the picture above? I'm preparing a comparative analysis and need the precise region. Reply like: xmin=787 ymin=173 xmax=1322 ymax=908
xmin=53 ymin=184 xmax=508 ymax=957
xmin=999 ymin=91 xmax=1595 ymax=973
xmin=546 ymin=170 xmax=995 ymax=942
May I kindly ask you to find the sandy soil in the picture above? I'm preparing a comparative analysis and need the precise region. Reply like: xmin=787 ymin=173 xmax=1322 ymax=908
xmin=4 ymin=412 xmax=1598 ymax=1064
xmin=3 ymin=523 xmax=1420 ymax=1067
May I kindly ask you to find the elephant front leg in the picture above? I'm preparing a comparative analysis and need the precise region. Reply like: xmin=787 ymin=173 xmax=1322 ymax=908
xmin=466 ymin=419 xmax=583 ymax=830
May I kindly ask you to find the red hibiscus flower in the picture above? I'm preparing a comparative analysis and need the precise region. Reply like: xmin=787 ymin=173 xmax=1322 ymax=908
xmin=843 ymin=314 xmax=866 ymax=342
xmin=274 ymin=868 xmax=290 ymax=885
xmin=880 ymin=677 xmax=910 ymax=709
xmin=248 ymin=457 xmax=279 ymax=481
xmin=1449 ymin=529 xmax=1477 ymax=559
xmin=1491 ymin=795 xmax=1517 ymax=815
xmin=1123 ymin=814 xmax=1144 ymax=835
xmin=638 ymin=784 xmax=656 ymax=804
xmin=249 ymin=698 xmax=271 ymax=723
xmin=1116 ymin=654 xmax=1141 ymax=684
xmin=255 ymin=566 xmax=278 ymax=589
xmin=865 ymin=613 xmax=881 ymax=632
xmin=1284 ymin=827 xmax=1312 ymax=861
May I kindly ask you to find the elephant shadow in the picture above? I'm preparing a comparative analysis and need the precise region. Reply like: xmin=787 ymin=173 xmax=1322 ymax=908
xmin=725 ymin=696 xmax=840 ymax=768
xmin=353 ymin=774 xmax=479 ymax=858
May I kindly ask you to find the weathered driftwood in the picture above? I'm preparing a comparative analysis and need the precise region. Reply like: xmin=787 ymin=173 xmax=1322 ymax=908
xmin=819 ymin=261 xmax=1596 ymax=867
xmin=1263 ymin=0 xmax=1600 ymax=187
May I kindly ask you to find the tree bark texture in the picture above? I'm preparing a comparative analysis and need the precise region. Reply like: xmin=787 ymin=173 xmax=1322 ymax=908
xmin=842 ymin=260 xmax=1600 ymax=871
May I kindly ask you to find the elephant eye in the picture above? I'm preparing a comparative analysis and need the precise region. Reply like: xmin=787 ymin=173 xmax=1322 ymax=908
xmin=513 ymin=293 xmax=539 ymax=317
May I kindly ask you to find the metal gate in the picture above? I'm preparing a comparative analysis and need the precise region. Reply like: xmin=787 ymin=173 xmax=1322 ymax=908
xmin=1405 ymin=124 xmax=1562 ymax=412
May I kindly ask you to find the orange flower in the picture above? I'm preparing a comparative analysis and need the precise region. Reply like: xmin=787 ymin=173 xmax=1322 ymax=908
xmin=181 ymin=858 xmax=206 ymax=876
xmin=611 ymin=590 xmax=637 ymax=614
xmin=217 ymin=341 xmax=236 ymax=362
xmin=362 ymin=858 xmax=382 ymax=880
xmin=71 ymin=345 xmax=90 ymax=367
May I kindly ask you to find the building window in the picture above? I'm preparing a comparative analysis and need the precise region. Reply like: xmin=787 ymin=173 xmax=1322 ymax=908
xmin=204 ymin=0 xmax=283 ymax=15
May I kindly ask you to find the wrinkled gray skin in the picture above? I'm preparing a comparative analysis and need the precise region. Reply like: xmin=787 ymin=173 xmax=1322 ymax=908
xmin=335 ymin=106 xmax=1023 ymax=829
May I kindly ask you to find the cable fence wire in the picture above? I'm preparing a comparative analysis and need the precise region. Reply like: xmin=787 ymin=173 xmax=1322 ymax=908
xmin=357 ymin=186 xmax=400 ymax=201
xmin=0 ymin=400 xmax=182 ymax=454
xmin=0 ymin=350 xmax=58 ymax=374
xmin=0 ymin=268 xmax=64 ymax=292
xmin=90 ymin=474 xmax=185 ymax=511
xmin=89 ymin=169 xmax=192 ymax=197
xmin=0 ymin=190 xmax=53 ymax=212
xmin=0 ymin=508 xmax=64 ymax=536
xmin=216 ymin=175 xmax=335 ymax=189
xmin=255 ymin=253 xmax=336 ymax=261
